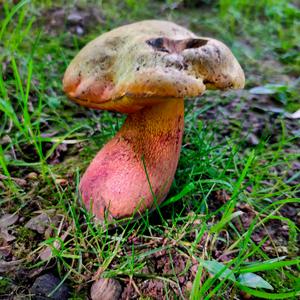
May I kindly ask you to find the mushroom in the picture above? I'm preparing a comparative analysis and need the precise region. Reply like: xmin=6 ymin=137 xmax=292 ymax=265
xmin=63 ymin=20 xmax=245 ymax=221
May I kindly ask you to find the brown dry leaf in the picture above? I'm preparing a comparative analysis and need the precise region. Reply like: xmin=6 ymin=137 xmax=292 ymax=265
xmin=0 ymin=174 xmax=26 ymax=187
xmin=0 ymin=214 xmax=18 ymax=229
xmin=263 ymin=246 xmax=289 ymax=255
xmin=25 ymin=210 xmax=61 ymax=234
xmin=233 ymin=203 xmax=256 ymax=231
xmin=214 ymin=190 xmax=231 ymax=203
xmin=139 ymin=279 xmax=164 ymax=299
xmin=25 ymin=213 xmax=52 ymax=234
xmin=0 ymin=214 xmax=18 ymax=257
xmin=0 ymin=259 xmax=23 ymax=273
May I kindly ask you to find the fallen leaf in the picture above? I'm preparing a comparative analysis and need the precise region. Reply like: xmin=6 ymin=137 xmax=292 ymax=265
xmin=0 ymin=214 xmax=18 ymax=229
xmin=238 ymin=273 xmax=273 ymax=290
xmin=200 ymin=260 xmax=236 ymax=281
xmin=25 ymin=211 xmax=61 ymax=235
xmin=138 ymin=279 xmax=164 ymax=299
xmin=25 ymin=213 xmax=51 ymax=234
xmin=0 ymin=259 xmax=23 ymax=273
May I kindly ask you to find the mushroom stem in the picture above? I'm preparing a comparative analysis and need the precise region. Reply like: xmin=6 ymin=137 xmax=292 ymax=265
xmin=80 ymin=98 xmax=184 ymax=220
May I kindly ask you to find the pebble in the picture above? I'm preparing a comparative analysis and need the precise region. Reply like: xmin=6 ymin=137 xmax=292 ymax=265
xmin=26 ymin=172 xmax=38 ymax=180
xmin=55 ymin=178 xmax=68 ymax=186
xmin=91 ymin=278 xmax=122 ymax=300
xmin=30 ymin=273 xmax=69 ymax=300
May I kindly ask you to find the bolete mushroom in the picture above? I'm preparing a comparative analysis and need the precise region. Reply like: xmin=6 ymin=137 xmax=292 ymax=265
xmin=63 ymin=20 xmax=245 ymax=221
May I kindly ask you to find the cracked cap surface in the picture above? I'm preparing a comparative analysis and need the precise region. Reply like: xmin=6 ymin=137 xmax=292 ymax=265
xmin=63 ymin=20 xmax=245 ymax=113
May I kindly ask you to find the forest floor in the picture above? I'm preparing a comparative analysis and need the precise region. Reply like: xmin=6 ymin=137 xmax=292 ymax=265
xmin=0 ymin=1 xmax=299 ymax=299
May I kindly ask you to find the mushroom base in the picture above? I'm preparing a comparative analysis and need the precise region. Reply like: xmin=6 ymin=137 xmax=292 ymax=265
xmin=80 ymin=98 xmax=184 ymax=221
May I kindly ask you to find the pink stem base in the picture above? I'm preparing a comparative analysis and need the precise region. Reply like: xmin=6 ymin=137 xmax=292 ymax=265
xmin=80 ymin=98 xmax=184 ymax=220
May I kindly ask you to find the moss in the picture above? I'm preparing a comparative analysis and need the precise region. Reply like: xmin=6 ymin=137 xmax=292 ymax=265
xmin=14 ymin=227 xmax=38 ymax=258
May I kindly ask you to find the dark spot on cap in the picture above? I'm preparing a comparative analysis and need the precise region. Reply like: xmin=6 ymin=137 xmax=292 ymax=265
xmin=203 ymin=79 xmax=213 ymax=85
xmin=146 ymin=37 xmax=209 ymax=54
xmin=185 ymin=38 xmax=208 ymax=49
xmin=146 ymin=37 xmax=169 ymax=53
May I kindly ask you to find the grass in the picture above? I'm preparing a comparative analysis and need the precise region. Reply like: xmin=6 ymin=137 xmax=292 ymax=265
xmin=0 ymin=0 xmax=299 ymax=299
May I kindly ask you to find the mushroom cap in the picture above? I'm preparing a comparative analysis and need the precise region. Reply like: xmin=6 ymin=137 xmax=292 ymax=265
xmin=63 ymin=20 xmax=245 ymax=113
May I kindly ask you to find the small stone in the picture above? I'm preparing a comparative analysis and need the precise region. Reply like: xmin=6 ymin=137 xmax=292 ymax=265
xmin=247 ymin=133 xmax=259 ymax=145
xmin=0 ymin=135 xmax=11 ymax=144
xmin=185 ymin=281 xmax=193 ymax=291
xmin=76 ymin=26 xmax=84 ymax=35
xmin=67 ymin=12 xmax=83 ymax=24
xmin=55 ymin=178 xmax=68 ymax=186
xmin=26 ymin=172 xmax=38 ymax=180
xmin=30 ymin=273 xmax=69 ymax=300
xmin=91 ymin=278 xmax=122 ymax=300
